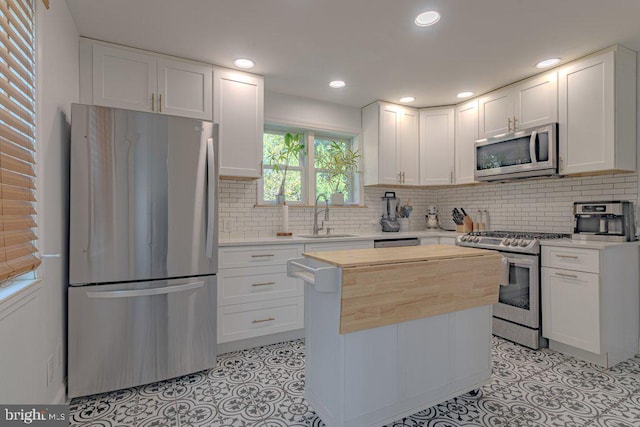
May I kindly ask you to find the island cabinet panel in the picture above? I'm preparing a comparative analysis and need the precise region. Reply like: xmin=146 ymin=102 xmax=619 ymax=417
xmin=339 ymin=254 xmax=501 ymax=334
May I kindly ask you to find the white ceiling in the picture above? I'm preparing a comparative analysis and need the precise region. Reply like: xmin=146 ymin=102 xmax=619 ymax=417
xmin=66 ymin=0 xmax=640 ymax=108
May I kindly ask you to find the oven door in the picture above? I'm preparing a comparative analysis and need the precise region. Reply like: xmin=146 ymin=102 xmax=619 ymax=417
xmin=494 ymin=253 xmax=539 ymax=328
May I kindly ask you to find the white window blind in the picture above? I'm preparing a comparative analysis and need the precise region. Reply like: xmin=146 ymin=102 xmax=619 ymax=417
xmin=0 ymin=0 xmax=39 ymax=281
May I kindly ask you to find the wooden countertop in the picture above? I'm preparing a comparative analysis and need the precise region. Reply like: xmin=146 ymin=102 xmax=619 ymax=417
xmin=302 ymin=244 xmax=496 ymax=267
xmin=300 ymin=245 xmax=502 ymax=334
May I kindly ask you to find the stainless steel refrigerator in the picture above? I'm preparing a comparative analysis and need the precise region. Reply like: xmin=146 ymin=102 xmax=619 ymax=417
xmin=67 ymin=104 xmax=218 ymax=398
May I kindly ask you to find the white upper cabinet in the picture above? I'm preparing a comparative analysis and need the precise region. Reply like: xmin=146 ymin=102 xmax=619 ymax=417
xmin=397 ymin=107 xmax=419 ymax=185
xmin=478 ymin=88 xmax=512 ymax=138
xmin=478 ymin=71 xmax=557 ymax=139
xmin=92 ymin=44 xmax=157 ymax=112
xmin=513 ymin=72 xmax=558 ymax=130
xmin=214 ymin=67 xmax=264 ymax=179
xmin=87 ymin=40 xmax=213 ymax=120
xmin=363 ymin=101 xmax=419 ymax=186
xmin=454 ymin=100 xmax=479 ymax=184
xmin=419 ymin=107 xmax=455 ymax=186
xmin=157 ymin=58 xmax=212 ymax=120
xmin=558 ymin=46 xmax=636 ymax=175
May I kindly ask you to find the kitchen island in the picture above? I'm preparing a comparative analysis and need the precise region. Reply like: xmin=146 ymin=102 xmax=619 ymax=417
xmin=287 ymin=245 xmax=502 ymax=427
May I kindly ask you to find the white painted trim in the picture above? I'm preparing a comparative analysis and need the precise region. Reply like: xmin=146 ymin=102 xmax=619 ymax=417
xmin=53 ymin=383 xmax=66 ymax=404
xmin=265 ymin=116 xmax=361 ymax=137
xmin=0 ymin=278 xmax=43 ymax=315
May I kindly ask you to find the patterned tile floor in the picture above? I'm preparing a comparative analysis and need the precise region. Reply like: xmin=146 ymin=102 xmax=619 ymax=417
xmin=69 ymin=336 xmax=640 ymax=426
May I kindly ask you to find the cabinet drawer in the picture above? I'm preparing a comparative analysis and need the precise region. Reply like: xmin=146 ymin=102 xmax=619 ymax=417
xmin=219 ymin=245 xmax=303 ymax=269
xmin=420 ymin=237 xmax=439 ymax=245
xmin=541 ymin=246 xmax=599 ymax=273
xmin=218 ymin=266 xmax=303 ymax=306
xmin=217 ymin=297 xmax=304 ymax=343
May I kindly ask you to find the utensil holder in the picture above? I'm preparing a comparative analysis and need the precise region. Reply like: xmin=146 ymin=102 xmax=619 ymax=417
xmin=398 ymin=218 xmax=409 ymax=232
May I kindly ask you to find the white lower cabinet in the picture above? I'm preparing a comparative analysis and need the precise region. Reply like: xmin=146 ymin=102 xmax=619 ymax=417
xmin=218 ymin=244 xmax=304 ymax=344
xmin=541 ymin=243 xmax=640 ymax=367
xmin=218 ymin=297 xmax=304 ymax=344
xmin=420 ymin=236 xmax=456 ymax=245
xmin=541 ymin=267 xmax=600 ymax=353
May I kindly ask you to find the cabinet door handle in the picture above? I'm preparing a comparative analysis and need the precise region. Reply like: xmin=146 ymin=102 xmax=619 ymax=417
xmin=555 ymin=272 xmax=578 ymax=279
xmin=507 ymin=117 xmax=512 ymax=132
xmin=159 ymin=93 xmax=162 ymax=112
xmin=252 ymin=281 xmax=275 ymax=287
xmin=450 ymin=171 xmax=453 ymax=183
xmin=556 ymin=254 xmax=579 ymax=259
xmin=513 ymin=116 xmax=518 ymax=130
xmin=397 ymin=172 xmax=402 ymax=183
xmin=252 ymin=317 xmax=275 ymax=324
xmin=151 ymin=93 xmax=155 ymax=111
xmin=251 ymin=254 xmax=275 ymax=258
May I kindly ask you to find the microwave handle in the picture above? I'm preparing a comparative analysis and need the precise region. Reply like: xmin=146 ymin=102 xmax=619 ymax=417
xmin=529 ymin=130 xmax=538 ymax=163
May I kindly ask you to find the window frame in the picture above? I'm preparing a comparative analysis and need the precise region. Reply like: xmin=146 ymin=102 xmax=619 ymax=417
xmin=258 ymin=127 xmax=308 ymax=206
xmin=258 ymin=125 xmax=362 ymax=206
xmin=312 ymin=134 xmax=359 ymax=204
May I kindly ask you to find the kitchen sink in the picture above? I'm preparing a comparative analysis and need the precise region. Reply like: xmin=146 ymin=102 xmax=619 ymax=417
xmin=298 ymin=234 xmax=358 ymax=239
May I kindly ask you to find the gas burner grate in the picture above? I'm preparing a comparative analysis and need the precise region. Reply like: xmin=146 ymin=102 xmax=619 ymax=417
xmin=467 ymin=231 xmax=569 ymax=240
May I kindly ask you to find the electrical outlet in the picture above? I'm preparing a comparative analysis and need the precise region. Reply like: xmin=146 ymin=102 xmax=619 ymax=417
xmin=47 ymin=354 xmax=54 ymax=386
xmin=223 ymin=219 xmax=232 ymax=233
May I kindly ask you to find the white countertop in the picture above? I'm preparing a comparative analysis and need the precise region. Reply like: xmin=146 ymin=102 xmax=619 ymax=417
xmin=219 ymin=230 xmax=459 ymax=247
xmin=540 ymin=238 xmax=640 ymax=250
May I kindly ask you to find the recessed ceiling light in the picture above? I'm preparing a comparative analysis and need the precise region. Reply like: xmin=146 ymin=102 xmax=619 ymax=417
xmin=535 ymin=58 xmax=561 ymax=69
xmin=415 ymin=11 xmax=441 ymax=27
xmin=456 ymin=91 xmax=474 ymax=99
xmin=399 ymin=96 xmax=415 ymax=103
xmin=233 ymin=58 xmax=255 ymax=69
xmin=329 ymin=80 xmax=346 ymax=89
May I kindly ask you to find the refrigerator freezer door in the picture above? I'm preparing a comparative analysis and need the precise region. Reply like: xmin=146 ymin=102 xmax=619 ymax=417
xmin=67 ymin=275 xmax=217 ymax=398
xmin=69 ymin=104 xmax=218 ymax=285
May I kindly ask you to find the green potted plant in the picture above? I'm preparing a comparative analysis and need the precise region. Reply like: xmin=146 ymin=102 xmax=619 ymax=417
xmin=266 ymin=132 xmax=305 ymax=205
xmin=317 ymin=141 xmax=360 ymax=205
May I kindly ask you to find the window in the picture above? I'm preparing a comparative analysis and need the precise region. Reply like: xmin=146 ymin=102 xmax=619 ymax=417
xmin=259 ymin=126 xmax=360 ymax=205
xmin=314 ymin=135 xmax=359 ymax=203
xmin=0 ymin=0 xmax=39 ymax=282
xmin=261 ymin=130 xmax=306 ymax=204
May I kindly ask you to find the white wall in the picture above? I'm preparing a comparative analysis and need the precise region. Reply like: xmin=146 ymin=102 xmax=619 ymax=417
xmin=0 ymin=0 xmax=79 ymax=404
xmin=264 ymin=90 xmax=361 ymax=134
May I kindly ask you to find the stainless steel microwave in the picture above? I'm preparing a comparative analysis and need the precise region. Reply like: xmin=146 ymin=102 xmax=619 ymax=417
xmin=474 ymin=123 xmax=558 ymax=181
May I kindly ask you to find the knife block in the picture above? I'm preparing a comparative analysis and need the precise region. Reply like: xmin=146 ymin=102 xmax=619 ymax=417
xmin=456 ymin=216 xmax=473 ymax=233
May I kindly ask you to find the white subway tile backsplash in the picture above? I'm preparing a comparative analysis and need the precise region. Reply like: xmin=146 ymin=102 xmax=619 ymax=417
xmin=218 ymin=172 xmax=639 ymax=238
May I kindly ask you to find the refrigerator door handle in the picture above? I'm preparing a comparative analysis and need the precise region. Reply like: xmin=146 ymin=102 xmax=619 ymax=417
xmin=206 ymin=137 xmax=216 ymax=259
xmin=85 ymin=280 xmax=205 ymax=299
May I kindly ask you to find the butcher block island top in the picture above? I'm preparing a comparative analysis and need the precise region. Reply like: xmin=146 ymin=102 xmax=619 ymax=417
xmin=301 ymin=244 xmax=502 ymax=334
xmin=288 ymin=244 xmax=503 ymax=427
xmin=302 ymin=244 xmax=498 ymax=267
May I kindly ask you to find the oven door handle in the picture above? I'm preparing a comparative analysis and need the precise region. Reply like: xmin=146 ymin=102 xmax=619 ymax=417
xmin=501 ymin=256 xmax=536 ymax=286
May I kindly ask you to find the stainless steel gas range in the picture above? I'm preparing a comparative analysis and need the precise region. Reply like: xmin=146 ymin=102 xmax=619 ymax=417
xmin=456 ymin=231 xmax=568 ymax=349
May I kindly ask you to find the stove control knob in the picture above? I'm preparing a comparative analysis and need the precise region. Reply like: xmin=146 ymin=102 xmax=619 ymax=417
xmin=460 ymin=235 xmax=468 ymax=242
xmin=503 ymin=238 xmax=511 ymax=246
xmin=519 ymin=239 xmax=529 ymax=247
xmin=473 ymin=236 xmax=481 ymax=243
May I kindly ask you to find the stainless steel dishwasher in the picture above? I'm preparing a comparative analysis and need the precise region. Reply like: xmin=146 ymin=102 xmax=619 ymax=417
xmin=374 ymin=237 xmax=420 ymax=248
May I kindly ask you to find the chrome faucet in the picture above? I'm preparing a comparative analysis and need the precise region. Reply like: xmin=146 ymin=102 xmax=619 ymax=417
xmin=313 ymin=194 xmax=330 ymax=235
